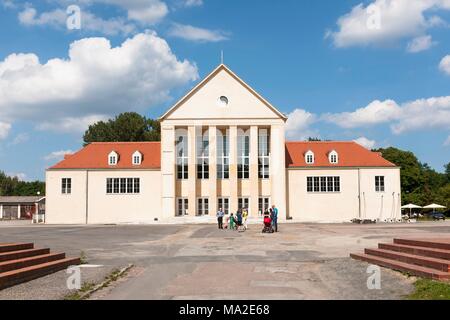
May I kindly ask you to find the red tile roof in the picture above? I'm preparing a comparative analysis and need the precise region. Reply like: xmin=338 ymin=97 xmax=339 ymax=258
xmin=285 ymin=141 xmax=396 ymax=168
xmin=49 ymin=142 xmax=161 ymax=170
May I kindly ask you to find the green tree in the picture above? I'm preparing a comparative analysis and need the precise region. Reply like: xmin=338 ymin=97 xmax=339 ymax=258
xmin=83 ymin=112 xmax=161 ymax=146
xmin=0 ymin=171 xmax=45 ymax=196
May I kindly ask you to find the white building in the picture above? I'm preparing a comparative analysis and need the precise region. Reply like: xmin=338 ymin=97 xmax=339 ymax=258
xmin=46 ymin=64 xmax=401 ymax=224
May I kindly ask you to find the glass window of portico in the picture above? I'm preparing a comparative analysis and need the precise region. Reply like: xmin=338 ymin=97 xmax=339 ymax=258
xmin=237 ymin=130 xmax=250 ymax=179
xmin=217 ymin=130 xmax=230 ymax=180
xmin=258 ymin=129 xmax=270 ymax=179
xmin=197 ymin=130 xmax=209 ymax=180
xmin=176 ymin=133 xmax=188 ymax=180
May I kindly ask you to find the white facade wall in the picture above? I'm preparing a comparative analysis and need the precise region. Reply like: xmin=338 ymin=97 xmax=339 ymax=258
xmin=287 ymin=168 xmax=401 ymax=223
xmin=46 ymin=169 xmax=161 ymax=224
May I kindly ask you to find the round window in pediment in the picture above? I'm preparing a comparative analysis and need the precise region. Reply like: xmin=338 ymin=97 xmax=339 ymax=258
xmin=218 ymin=96 xmax=229 ymax=107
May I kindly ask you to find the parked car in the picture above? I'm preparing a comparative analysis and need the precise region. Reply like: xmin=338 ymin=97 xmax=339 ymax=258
xmin=431 ymin=213 xmax=446 ymax=221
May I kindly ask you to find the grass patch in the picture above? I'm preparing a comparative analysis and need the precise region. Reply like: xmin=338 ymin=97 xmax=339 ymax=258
xmin=408 ymin=279 xmax=450 ymax=300
xmin=64 ymin=282 xmax=96 ymax=300
xmin=79 ymin=251 xmax=88 ymax=264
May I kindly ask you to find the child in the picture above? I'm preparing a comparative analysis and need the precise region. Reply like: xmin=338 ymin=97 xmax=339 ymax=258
xmin=228 ymin=213 xmax=236 ymax=230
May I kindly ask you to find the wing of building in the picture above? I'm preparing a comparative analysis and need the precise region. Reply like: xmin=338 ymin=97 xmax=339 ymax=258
xmin=46 ymin=64 xmax=401 ymax=224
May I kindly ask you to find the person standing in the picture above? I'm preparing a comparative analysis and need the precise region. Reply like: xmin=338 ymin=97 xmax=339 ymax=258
xmin=217 ymin=208 xmax=224 ymax=229
xmin=271 ymin=204 xmax=279 ymax=232
xmin=242 ymin=208 xmax=249 ymax=230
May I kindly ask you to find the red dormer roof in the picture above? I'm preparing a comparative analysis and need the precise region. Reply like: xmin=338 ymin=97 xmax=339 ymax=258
xmin=285 ymin=141 xmax=396 ymax=168
xmin=49 ymin=142 xmax=161 ymax=170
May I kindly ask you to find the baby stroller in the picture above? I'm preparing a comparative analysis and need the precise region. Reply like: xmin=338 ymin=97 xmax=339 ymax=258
xmin=262 ymin=214 xmax=274 ymax=233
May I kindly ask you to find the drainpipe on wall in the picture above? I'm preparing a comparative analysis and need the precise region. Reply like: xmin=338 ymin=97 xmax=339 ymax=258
xmin=85 ymin=170 xmax=89 ymax=225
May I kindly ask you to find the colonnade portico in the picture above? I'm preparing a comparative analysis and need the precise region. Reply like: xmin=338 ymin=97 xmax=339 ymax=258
xmin=161 ymin=122 xmax=286 ymax=219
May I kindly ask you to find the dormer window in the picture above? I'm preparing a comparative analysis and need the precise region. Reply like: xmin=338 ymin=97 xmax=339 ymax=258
xmin=132 ymin=151 xmax=142 ymax=165
xmin=108 ymin=151 xmax=118 ymax=166
xmin=329 ymin=150 xmax=339 ymax=164
xmin=305 ymin=151 xmax=314 ymax=165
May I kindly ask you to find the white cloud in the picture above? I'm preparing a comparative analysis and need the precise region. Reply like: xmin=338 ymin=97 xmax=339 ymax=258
xmin=9 ymin=132 xmax=29 ymax=145
xmin=354 ymin=137 xmax=376 ymax=149
xmin=168 ymin=23 xmax=229 ymax=42
xmin=44 ymin=150 xmax=75 ymax=161
xmin=327 ymin=0 xmax=450 ymax=48
xmin=98 ymin=0 xmax=169 ymax=24
xmin=7 ymin=172 xmax=27 ymax=181
xmin=406 ymin=35 xmax=436 ymax=53
xmin=0 ymin=122 xmax=11 ymax=140
xmin=322 ymin=100 xmax=402 ymax=128
xmin=2 ymin=0 xmax=16 ymax=9
xmin=440 ymin=55 xmax=450 ymax=75
xmin=183 ymin=0 xmax=203 ymax=7
xmin=444 ymin=135 xmax=450 ymax=146
xmin=286 ymin=109 xmax=317 ymax=139
xmin=19 ymin=6 xmax=135 ymax=36
xmin=37 ymin=115 xmax=108 ymax=133
xmin=0 ymin=32 xmax=198 ymax=133
xmin=323 ymin=96 xmax=450 ymax=134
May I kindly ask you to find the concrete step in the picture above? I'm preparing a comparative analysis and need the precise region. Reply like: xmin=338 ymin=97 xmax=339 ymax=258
xmin=394 ymin=238 xmax=450 ymax=251
xmin=0 ymin=248 xmax=50 ymax=262
xmin=0 ymin=257 xmax=81 ymax=290
xmin=365 ymin=248 xmax=450 ymax=272
xmin=0 ymin=253 xmax=66 ymax=273
xmin=0 ymin=243 xmax=34 ymax=253
xmin=379 ymin=243 xmax=450 ymax=260
xmin=350 ymin=253 xmax=450 ymax=280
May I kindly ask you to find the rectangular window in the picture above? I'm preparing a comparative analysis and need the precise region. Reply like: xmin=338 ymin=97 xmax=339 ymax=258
xmin=237 ymin=133 xmax=250 ymax=179
xmin=176 ymin=134 xmax=188 ymax=180
xmin=106 ymin=178 xmax=113 ymax=194
xmin=307 ymin=177 xmax=341 ymax=193
xmin=120 ymin=178 xmax=126 ymax=194
xmin=61 ymin=178 xmax=72 ymax=194
xmin=307 ymin=177 xmax=313 ymax=192
xmin=177 ymin=198 xmax=188 ymax=217
xmin=320 ymin=177 xmax=327 ymax=192
xmin=238 ymin=197 xmax=250 ymax=211
xmin=258 ymin=197 xmax=270 ymax=216
xmin=197 ymin=198 xmax=209 ymax=216
xmin=217 ymin=132 xmax=230 ymax=180
xmin=258 ymin=129 xmax=270 ymax=179
xmin=106 ymin=178 xmax=140 ymax=194
xmin=218 ymin=197 xmax=230 ymax=215
xmin=197 ymin=133 xmax=209 ymax=180
xmin=375 ymin=176 xmax=385 ymax=192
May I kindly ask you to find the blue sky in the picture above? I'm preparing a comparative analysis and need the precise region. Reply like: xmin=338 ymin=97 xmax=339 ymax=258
xmin=0 ymin=0 xmax=449 ymax=181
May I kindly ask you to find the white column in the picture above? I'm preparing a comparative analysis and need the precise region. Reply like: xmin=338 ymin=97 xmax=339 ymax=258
xmin=270 ymin=125 xmax=287 ymax=220
xmin=229 ymin=126 xmax=238 ymax=214
xmin=209 ymin=126 xmax=217 ymax=216
xmin=161 ymin=125 xmax=176 ymax=219
xmin=187 ymin=126 xmax=197 ymax=216
xmin=249 ymin=126 xmax=259 ymax=217
xmin=0 ymin=204 xmax=3 ymax=219
xmin=17 ymin=204 xmax=21 ymax=219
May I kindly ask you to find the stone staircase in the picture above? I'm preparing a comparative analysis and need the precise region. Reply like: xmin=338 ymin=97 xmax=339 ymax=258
xmin=351 ymin=238 xmax=450 ymax=281
xmin=0 ymin=243 xmax=80 ymax=290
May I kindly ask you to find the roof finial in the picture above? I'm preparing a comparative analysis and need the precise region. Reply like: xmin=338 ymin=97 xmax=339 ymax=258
xmin=221 ymin=50 xmax=224 ymax=65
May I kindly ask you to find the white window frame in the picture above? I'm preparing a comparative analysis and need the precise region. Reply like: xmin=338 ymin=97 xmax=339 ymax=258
xmin=218 ymin=197 xmax=230 ymax=215
xmin=375 ymin=176 xmax=385 ymax=192
xmin=132 ymin=151 xmax=142 ymax=165
xmin=258 ymin=197 xmax=270 ymax=216
xmin=329 ymin=150 xmax=338 ymax=164
xmin=61 ymin=178 xmax=72 ymax=194
xmin=238 ymin=133 xmax=250 ymax=179
xmin=177 ymin=198 xmax=189 ymax=217
xmin=305 ymin=151 xmax=314 ymax=165
xmin=238 ymin=197 xmax=250 ymax=211
xmin=108 ymin=151 xmax=118 ymax=166
xmin=106 ymin=178 xmax=140 ymax=195
xmin=197 ymin=197 xmax=209 ymax=216
xmin=176 ymin=134 xmax=188 ymax=180
xmin=258 ymin=129 xmax=270 ymax=179
xmin=197 ymin=132 xmax=209 ymax=180
xmin=307 ymin=176 xmax=340 ymax=193
xmin=217 ymin=133 xmax=230 ymax=180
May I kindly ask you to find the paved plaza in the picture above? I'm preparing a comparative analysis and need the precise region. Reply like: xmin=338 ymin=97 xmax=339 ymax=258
xmin=1 ymin=221 xmax=449 ymax=299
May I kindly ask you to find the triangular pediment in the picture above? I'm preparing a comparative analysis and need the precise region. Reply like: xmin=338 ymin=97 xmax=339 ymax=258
xmin=160 ymin=64 xmax=287 ymax=121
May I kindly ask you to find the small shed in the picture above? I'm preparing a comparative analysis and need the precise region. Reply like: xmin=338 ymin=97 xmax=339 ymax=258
xmin=0 ymin=196 xmax=45 ymax=220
